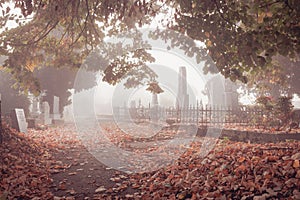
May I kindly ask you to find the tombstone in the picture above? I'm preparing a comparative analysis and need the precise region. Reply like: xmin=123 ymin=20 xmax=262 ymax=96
xmin=53 ymin=96 xmax=60 ymax=119
xmin=206 ymin=75 xmax=225 ymax=107
xmin=176 ymin=66 xmax=189 ymax=108
xmin=113 ymin=106 xmax=120 ymax=120
xmin=41 ymin=102 xmax=51 ymax=125
xmin=11 ymin=108 xmax=27 ymax=133
xmin=28 ymin=93 xmax=42 ymax=118
xmin=224 ymin=79 xmax=239 ymax=110
xmin=62 ymin=104 xmax=74 ymax=123
xmin=52 ymin=96 xmax=64 ymax=125
xmin=130 ymin=100 xmax=136 ymax=108
xmin=32 ymin=99 xmax=39 ymax=114
xmin=152 ymin=93 xmax=159 ymax=107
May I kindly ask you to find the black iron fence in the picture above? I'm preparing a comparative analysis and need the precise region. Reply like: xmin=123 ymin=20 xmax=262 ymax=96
xmin=111 ymin=105 xmax=265 ymax=127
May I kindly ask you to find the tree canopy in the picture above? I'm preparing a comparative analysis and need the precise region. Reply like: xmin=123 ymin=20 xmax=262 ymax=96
xmin=0 ymin=0 xmax=299 ymax=96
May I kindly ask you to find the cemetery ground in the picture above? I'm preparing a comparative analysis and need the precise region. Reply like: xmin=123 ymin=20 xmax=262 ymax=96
xmin=1 ymin=123 xmax=300 ymax=200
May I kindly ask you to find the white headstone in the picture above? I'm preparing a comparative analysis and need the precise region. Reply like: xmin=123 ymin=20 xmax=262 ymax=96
xmin=28 ymin=93 xmax=42 ymax=117
xmin=11 ymin=108 xmax=27 ymax=133
xmin=62 ymin=104 xmax=74 ymax=123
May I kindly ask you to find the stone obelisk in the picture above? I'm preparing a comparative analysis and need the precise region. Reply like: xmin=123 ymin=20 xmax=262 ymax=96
xmin=151 ymin=93 xmax=158 ymax=107
xmin=176 ymin=66 xmax=189 ymax=108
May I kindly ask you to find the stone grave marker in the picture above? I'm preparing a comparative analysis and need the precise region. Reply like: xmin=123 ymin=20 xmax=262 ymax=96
xmin=11 ymin=108 xmax=27 ymax=133
xmin=28 ymin=93 xmax=41 ymax=118
xmin=52 ymin=96 xmax=64 ymax=124
xmin=53 ymin=96 xmax=60 ymax=119
xmin=41 ymin=101 xmax=51 ymax=125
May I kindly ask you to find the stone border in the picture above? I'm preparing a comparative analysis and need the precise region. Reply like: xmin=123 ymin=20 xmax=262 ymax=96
xmin=197 ymin=127 xmax=300 ymax=143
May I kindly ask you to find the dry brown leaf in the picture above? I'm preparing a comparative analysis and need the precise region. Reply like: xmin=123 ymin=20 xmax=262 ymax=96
xmin=95 ymin=186 xmax=106 ymax=193
xmin=58 ymin=181 xmax=67 ymax=190
xmin=291 ymin=153 xmax=300 ymax=160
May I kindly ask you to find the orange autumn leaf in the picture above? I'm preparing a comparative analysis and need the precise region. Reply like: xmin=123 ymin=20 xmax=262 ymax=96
xmin=267 ymin=156 xmax=279 ymax=162
xmin=238 ymin=157 xmax=246 ymax=163
xmin=149 ymin=183 xmax=154 ymax=192
xmin=293 ymin=160 xmax=300 ymax=168
xmin=235 ymin=164 xmax=247 ymax=172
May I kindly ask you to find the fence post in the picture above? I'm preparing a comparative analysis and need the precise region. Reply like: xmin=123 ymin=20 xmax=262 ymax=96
xmin=205 ymin=104 xmax=208 ymax=127
xmin=196 ymin=102 xmax=198 ymax=125
xmin=201 ymin=104 xmax=204 ymax=126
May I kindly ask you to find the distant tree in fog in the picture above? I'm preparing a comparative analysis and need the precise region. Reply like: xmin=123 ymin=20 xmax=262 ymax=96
xmin=0 ymin=71 xmax=29 ymax=116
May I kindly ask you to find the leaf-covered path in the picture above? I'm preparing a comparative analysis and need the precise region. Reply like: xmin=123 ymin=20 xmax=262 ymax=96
xmin=49 ymin=143 xmax=138 ymax=199
xmin=1 ymin=124 xmax=300 ymax=199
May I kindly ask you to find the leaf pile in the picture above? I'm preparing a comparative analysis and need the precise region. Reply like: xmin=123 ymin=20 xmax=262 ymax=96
xmin=1 ymin=123 xmax=300 ymax=199
xmin=26 ymin=124 xmax=300 ymax=199
xmin=97 ymin=140 xmax=300 ymax=199
xmin=28 ymin=125 xmax=82 ymax=150
xmin=0 ymin=125 xmax=54 ymax=199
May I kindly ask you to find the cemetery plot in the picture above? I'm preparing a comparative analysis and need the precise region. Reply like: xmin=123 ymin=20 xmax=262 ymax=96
xmin=0 ymin=1 xmax=299 ymax=199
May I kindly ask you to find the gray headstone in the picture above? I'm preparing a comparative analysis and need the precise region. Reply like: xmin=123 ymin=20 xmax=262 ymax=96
xmin=53 ymin=96 xmax=60 ymax=119
xmin=41 ymin=102 xmax=51 ymax=125
xmin=11 ymin=108 xmax=27 ymax=133
xmin=176 ymin=66 xmax=189 ymax=108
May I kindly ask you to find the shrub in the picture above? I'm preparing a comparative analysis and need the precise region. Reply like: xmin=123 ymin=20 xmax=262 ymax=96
xmin=256 ymin=95 xmax=294 ymax=130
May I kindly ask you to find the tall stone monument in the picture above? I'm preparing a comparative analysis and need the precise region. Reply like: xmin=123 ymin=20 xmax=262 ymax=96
xmin=176 ymin=66 xmax=189 ymax=108
xmin=53 ymin=96 xmax=60 ymax=120
xmin=224 ymin=79 xmax=239 ymax=110
xmin=205 ymin=75 xmax=239 ymax=108
xmin=151 ymin=93 xmax=158 ymax=107
xmin=28 ymin=93 xmax=41 ymax=118
xmin=27 ymin=91 xmax=47 ymax=127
